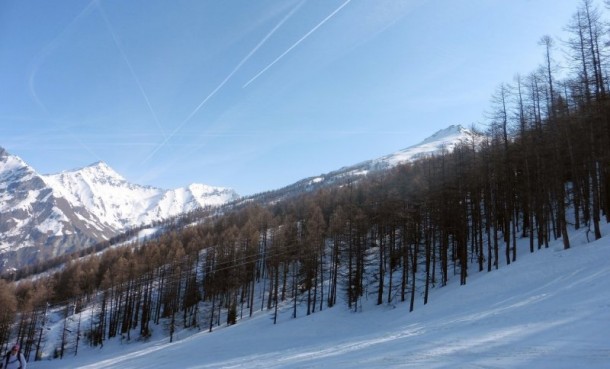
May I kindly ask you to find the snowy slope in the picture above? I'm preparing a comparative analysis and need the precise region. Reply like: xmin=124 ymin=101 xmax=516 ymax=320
xmin=346 ymin=124 xmax=481 ymax=176
xmin=29 ymin=224 xmax=610 ymax=369
xmin=376 ymin=124 xmax=480 ymax=166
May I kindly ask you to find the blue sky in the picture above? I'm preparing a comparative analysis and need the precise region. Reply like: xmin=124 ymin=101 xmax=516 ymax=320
xmin=0 ymin=0 xmax=586 ymax=195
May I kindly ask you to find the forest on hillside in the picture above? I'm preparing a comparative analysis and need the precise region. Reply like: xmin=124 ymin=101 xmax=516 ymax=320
xmin=1 ymin=0 xmax=610 ymax=363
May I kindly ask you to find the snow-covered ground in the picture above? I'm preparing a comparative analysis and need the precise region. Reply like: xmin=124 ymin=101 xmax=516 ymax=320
xmin=29 ymin=223 xmax=610 ymax=369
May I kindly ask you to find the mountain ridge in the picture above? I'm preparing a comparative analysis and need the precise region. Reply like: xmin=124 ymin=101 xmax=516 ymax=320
xmin=0 ymin=124 xmax=480 ymax=271
xmin=246 ymin=124 xmax=481 ymax=203
xmin=0 ymin=150 xmax=239 ymax=270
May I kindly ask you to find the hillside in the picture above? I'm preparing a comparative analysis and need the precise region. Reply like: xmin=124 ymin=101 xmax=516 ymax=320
xmin=29 ymin=223 xmax=610 ymax=369
xmin=0 ymin=125 xmax=475 ymax=272
xmin=245 ymin=124 xmax=480 ymax=203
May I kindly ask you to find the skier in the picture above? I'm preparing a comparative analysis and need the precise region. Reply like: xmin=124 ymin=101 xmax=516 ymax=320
xmin=2 ymin=344 xmax=26 ymax=369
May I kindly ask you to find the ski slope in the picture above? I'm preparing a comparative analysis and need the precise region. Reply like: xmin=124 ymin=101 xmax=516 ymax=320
xmin=29 ymin=224 xmax=610 ymax=369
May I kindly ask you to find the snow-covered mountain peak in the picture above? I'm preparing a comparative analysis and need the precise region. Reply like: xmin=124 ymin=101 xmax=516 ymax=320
xmin=42 ymin=162 xmax=239 ymax=229
xmin=420 ymin=124 xmax=472 ymax=145
xmin=0 ymin=148 xmax=240 ymax=269
xmin=363 ymin=124 xmax=481 ymax=169
xmin=79 ymin=161 xmax=127 ymax=182
xmin=186 ymin=182 xmax=233 ymax=196
xmin=263 ymin=125 xmax=486 ymax=200
xmin=0 ymin=148 xmax=34 ymax=177
xmin=51 ymin=160 xmax=128 ymax=188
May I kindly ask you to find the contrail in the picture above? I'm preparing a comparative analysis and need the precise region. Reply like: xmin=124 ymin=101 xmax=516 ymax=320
xmin=243 ymin=0 xmax=352 ymax=88
xmin=28 ymin=0 xmax=98 ymax=115
xmin=26 ymin=0 xmax=102 ymax=161
xmin=142 ymin=0 xmax=306 ymax=164
xmin=96 ymin=2 xmax=165 ymax=137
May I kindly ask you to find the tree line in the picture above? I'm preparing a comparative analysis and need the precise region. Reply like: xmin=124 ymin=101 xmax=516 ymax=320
xmin=0 ymin=0 xmax=609 ymax=362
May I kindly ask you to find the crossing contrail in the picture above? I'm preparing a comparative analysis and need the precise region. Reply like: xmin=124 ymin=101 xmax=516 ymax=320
xmin=243 ymin=0 xmax=352 ymax=88
xmin=26 ymin=0 xmax=103 ymax=161
xmin=96 ymin=1 xmax=165 ymax=137
xmin=143 ymin=0 xmax=306 ymax=164
xmin=28 ymin=0 xmax=98 ymax=115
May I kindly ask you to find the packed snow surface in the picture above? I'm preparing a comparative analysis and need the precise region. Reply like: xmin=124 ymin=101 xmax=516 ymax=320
xmin=29 ymin=224 xmax=610 ymax=368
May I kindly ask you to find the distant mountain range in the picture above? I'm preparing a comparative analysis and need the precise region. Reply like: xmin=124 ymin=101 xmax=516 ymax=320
xmin=0 ymin=124 xmax=480 ymax=271
xmin=0 ymin=149 xmax=239 ymax=271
